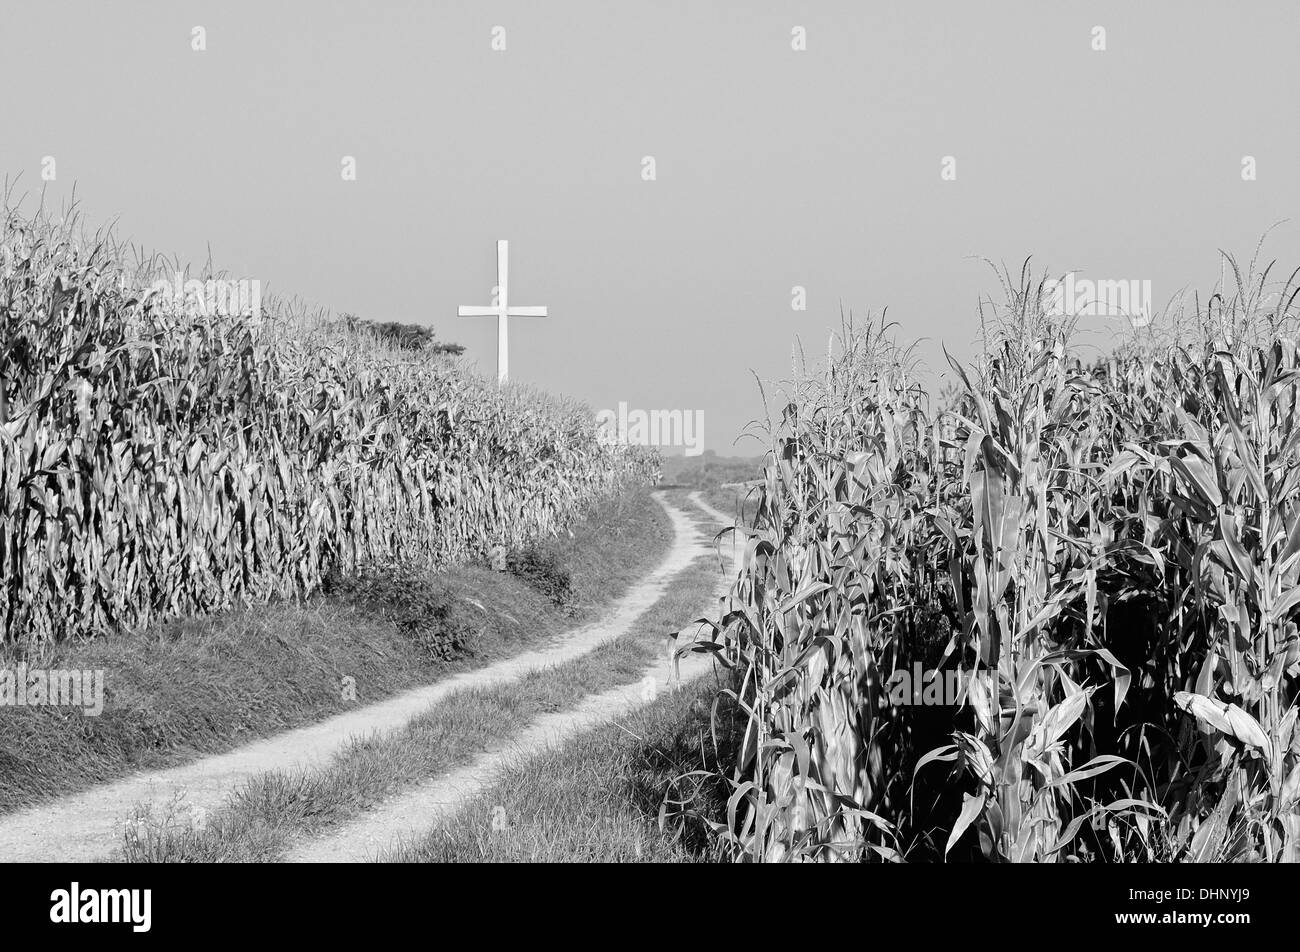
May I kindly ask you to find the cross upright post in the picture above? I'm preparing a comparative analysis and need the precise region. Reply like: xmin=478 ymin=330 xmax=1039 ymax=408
xmin=457 ymin=240 xmax=548 ymax=384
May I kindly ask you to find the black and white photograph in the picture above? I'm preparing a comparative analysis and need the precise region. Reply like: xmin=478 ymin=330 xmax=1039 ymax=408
xmin=0 ymin=0 xmax=1296 ymax=932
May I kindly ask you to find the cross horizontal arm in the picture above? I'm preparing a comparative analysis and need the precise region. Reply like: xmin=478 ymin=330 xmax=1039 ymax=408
xmin=457 ymin=306 xmax=502 ymax=317
xmin=505 ymin=306 xmax=548 ymax=317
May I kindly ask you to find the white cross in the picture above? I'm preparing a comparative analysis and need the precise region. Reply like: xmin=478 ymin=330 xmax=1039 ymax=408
xmin=457 ymin=240 xmax=547 ymax=384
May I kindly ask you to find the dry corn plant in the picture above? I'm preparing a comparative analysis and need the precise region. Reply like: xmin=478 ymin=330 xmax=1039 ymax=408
xmin=0 ymin=200 xmax=656 ymax=649
xmin=679 ymin=255 xmax=1300 ymax=863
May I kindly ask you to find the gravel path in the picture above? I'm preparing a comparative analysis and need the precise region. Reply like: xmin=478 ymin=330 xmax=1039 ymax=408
xmin=284 ymin=491 xmax=737 ymax=862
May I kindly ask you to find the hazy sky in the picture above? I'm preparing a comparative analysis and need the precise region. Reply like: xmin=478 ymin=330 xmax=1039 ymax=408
xmin=3 ymin=1 xmax=1297 ymax=454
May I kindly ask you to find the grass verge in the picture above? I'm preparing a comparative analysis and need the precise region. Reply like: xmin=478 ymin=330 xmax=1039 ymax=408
xmin=0 ymin=486 xmax=670 ymax=816
xmin=387 ymin=673 xmax=743 ymax=863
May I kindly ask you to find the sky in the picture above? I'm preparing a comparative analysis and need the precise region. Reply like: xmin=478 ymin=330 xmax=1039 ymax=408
xmin=2 ymin=1 xmax=1298 ymax=456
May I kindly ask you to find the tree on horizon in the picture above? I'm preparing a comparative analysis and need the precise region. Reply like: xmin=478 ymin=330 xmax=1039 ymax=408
xmin=339 ymin=313 xmax=465 ymax=356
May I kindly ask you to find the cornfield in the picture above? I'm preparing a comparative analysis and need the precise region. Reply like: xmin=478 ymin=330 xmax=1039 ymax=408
xmin=700 ymin=254 xmax=1300 ymax=862
xmin=0 ymin=203 xmax=655 ymax=647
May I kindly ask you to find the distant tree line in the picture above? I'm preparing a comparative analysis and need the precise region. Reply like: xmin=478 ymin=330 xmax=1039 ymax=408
xmin=339 ymin=313 xmax=465 ymax=355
